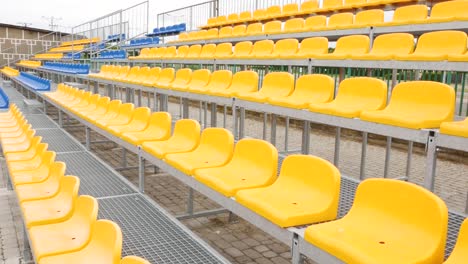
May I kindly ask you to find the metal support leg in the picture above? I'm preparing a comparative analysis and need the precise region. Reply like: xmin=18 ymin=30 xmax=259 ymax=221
xmin=406 ymin=141 xmax=413 ymax=178
xmin=138 ymin=89 xmax=142 ymax=106
xmin=198 ymin=101 xmax=203 ymax=124
xmin=262 ymin=113 xmax=268 ymax=140
xmin=334 ymin=127 xmax=341 ymax=166
xmin=423 ymin=132 xmax=438 ymax=191
xmin=360 ymin=132 xmax=368 ymax=180
xmin=85 ymin=127 xmax=91 ymax=150
xmin=210 ymin=103 xmax=217 ymax=127
xmin=239 ymin=107 xmax=245 ymax=139
xmin=291 ymin=234 xmax=302 ymax=264
xmin=203 ymin=102 xmax=208 ymax=129
xmin=93 ymin=82 xmax=98 ymax=94
xmin=301 ymin=121 xmax=310 ymax=154
xmin=223 ymin=105 xmax=227 ymax=128
xmin=271 ymin=114 xmax=277 ymax=146
xmin=153 ymin=92 xmax=158 ymax=111
xmin=187 ymin=188 xmax=194 ymax=216
xmin=233 ymin=104 xmax=238 ymax=140
xmin=121 ymin=148 xmax=127 ymax=168
xmin=284 ymin=117 xmax=289 ymax=152
xmin=58 ymin=110 xmax=63 ymax=127
xmin=138 ymin=151 xmax=145 ymax=193
xmin=182 ymin=98 xmax=189 ymax=118
xmin=384 ymin=137 xmax=392 ymax=178
xmin=228 ymin=212 xmax=238 ymax=223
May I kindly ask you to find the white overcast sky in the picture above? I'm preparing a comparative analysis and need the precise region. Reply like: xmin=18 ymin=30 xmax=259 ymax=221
xmin=0 ymin=0 xmax=207 ymax=32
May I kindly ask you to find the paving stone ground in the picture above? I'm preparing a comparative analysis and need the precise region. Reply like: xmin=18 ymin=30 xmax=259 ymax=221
xmin=1 ymin=82 xmax=467 ymax=264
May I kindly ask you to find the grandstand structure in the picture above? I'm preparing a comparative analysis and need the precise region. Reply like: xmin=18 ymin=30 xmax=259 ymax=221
xmin=1 ymin=0 xmax=468 ymax=263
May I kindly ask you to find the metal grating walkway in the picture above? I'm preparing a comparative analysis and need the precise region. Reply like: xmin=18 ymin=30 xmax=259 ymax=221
xmin=98 ymin=194 xmax=225 ymax=264
xmin=35 ymin=128 xmax=84 ymax=153
xmin=23 ymin=114 xmax=57 ymax=129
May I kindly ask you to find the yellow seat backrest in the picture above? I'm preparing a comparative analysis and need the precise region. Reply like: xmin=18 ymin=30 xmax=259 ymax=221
xmin=214 ymin=42 xmax=233 ymax=57
xmin=328 ymin=12 xmax=354 ymax=27
xmin=205 ymin=70 xmax=233 ymax=91
xmin=253 ymin=9 xmax=268 ymax=20
xmin=239 ymin=11 xmax=252 ymax=21
xmin=232 ymin=25 xmax=247 ymax=36
xmin=107 ymin=100 xmax=123 ymax=115
xmin=233 ymin=41 xmax=253 ymax=56
xmin=345 ymin=0 xmax=365 ymax=6
xmin=334 ymin=77 xmax=387 ymax=110
xmin=175 ymin=45 xmax=190 ymax=58
xmin=162 ymin=46 xmax=177 ymax=58
xmin=125 ymin=66 xmax=140 ymax=79
xmin=219 ymin=26 xmax=233 ymax=38
xmin=154 ymin=47 xmax=167 ymax=58
xmin=139 ymin=48 xmax=150 ymax=57
xmin=264 ymin=20 xmax=282 ymax=34
xmin=323 ymin=0 xmax=343 ymax=9
xmin=131 ymin=107 xmax=151 ymax=126
xmin=216 ymin=15 xmax=227 ymax=25
xmin=142 ymin=67 xmax=162 ymax=84
xmin=85 ymin=220 xmax=123 ymax=264
xmin=178 ymin=32 xmax=188 ymax=41
xmin=283 ymin=3 xmax=299 ymax=14
xmin=297 ymin=37 xmax=329 ymax=56
xmin=272 ymin=39 xmax=298 ymax=56
xmin=414 ymin=30 xmax=467 ymax=55
xmin=173 ymin=68 xmax=192 ymax=85
xmin=370 ymin=33 xmax=415 ymax=55
xmin=170 ymin=119 xmax=201 ymax=148
xmin=227 ymin=13 xmax=239 ymax=23
xmin=148 ymin=47 xmax=159 ymax=58
xmin=444 ymin=219 xmax=468 ymax=264
xmin=384 ymin=81 xmax=455 ymax=124
xmin=293 ymin=74 xmax=334 ymax=103
xmin=354 ymin=9 xmax=384 ymax=25
xmin=267 ymin=5 xmax=282 ymax=17
xmin=251 ymin=40 xmax=275 ymax=56
xmin=157 ymin=68 xmax=176 ymax=84
xmin=196 ymin=30 xmax=208 ymax=39
xmin=74 ymin=195 xmax=99 ymax=236
xmin=196 ymin=128 xmax=234 ymax=159
xmin=284 ymin=18 xmax=305 ymax=32
xmin=392 ymin=5 xmax=428 ymax=22
xmin=189 ymin=69 xmax=211 ymax=88
xmin=430 ymin=0 xmax=468 ymax=19
xmin=121 ymin=256 xmax=151 ymax=264
xmin=246 ymin=22 xmax=263 ymax=35
xmin=301 ymin=0 xmax=319 ymax=12
xmin=206 ymin=28 xmax=219 ymax=39
xmin=229 ymin=71 xmax=259 ymax=94
xmin=207 ymin=17 xmax=217 ymax=25
xmin=332 ymin=35 xmax=370 ymax=55
xmin=186 ymin=44 xmax=202 ymax=58
xmin=200 ymin=44 xmax=217 ymax=58
xmin=258 ymin=72 xmax=294 ymax=97
xmin=305 ymin=15 xmax=327 ymax=29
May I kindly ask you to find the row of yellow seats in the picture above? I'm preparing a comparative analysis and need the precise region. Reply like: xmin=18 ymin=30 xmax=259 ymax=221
xmin=190 ymin=1 xmax=468 ymax=40
xmin=60 ymin=37 xmax=100 ymax=47
xmin=17 ymin=60 xmax=41 ymax=68
xmin=49 ymin=45 xmax=85 ymax=53
xmin=133 ymin=31 xmax=468 ymax=61
xmin=34 ymin=53 xmax=63 ymax=59
xmin=88 ymin=65 xmax=466 ymax=132
xmin=1 ymin=66 xmax=19 ymax=77
xmin=0 ymin=104 xmax=149 ymax=264
xmin=44 ymin=85 xmax=468 ymax=264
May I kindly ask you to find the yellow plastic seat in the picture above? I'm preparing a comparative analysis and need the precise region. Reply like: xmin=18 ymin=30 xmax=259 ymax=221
xmin=162 ymin=46 xmax=177 ymax=59
xmin=283 ymin=18 xmax=305 ymax=33
xmin=321 ymin=0 xmax=343 ymax=11
xmin=427 ymin=0 xmax=468 ymax=23
xmin=5 ymin=140 xmax=45 ymax=163
xmin=21 ymin=176 xmax=79 ymax=228
xmin=191 ymin=70 xmax=232 ymax=94
xmin=198 ymin=44 xmax=217 ymax=59
xmin=121 ymin=112 xmax=171 ymax=145
xmin=2 ymin=130 xmax=37 ymax=154
xmin=146 ymin=47 xmax=159 ymax=58
xmin=263 ymin=21 xmax=282 ymax=35
xmin=244 ymin=40 xmax=274 ymax=59
xmin=262 ymin=39 xmax=298 ymax=59
xmin=304 ymin=16 xmax=327 ymax=31
xmin=95 ymin=103 xmax=134 ymax=128
xmin=343 ymin=9 xmax=384 ymax=28
xmin=141 ymin=119 xmax=201 ymax=159
xmin=206 ymin=17 xmax=217 ymax=27
xmin=106 ymin=107 xmax=151 ymax=137
xmin=448 ymin=51 xmax=468 ymax=62
xmin=327 ymin=13 xmax=354 ymax=30
xmin=227 ymin=13 xmax=239 ymax=23
xmin=129 ymin=48 xmax=149 ymax=60
xmin=236 ymin=155 xmax=340 ymax=227
xmin=239 ymin=11 xmax=252 ymax=22
xmin=195 ymin=30 xmax=208 ymax=40
xmin=440 ymin=118 xmax=468 ymax=138
xmin=218 ymin=26 xmax=233 ymax=38
xmin=174 ymin=45 xmax=189 ymax=59
xmin=299 ymin=0 xmax=319 ymax=14
xmin=76 ymin=97 xmax=111 ymax=120
xmin=15 ymin=162 xmax=65 ymax=203
xmin=38 ymin=220 xmax=122 ymax=264
xmin=365 ymin=0 xmax=413 ymax=7
xmin=141 ymin=67 xmax=162 ymax=86
xmin=253 ymin=9 xmax=268 ymax=21
xmin=194 ymin=138 xmax=277 ymax=197
xmin=111 ymin=66 xmax=130 ymax=81
xmin=205 ymin=28 xmax=219 ymax=39
xmin=7 ymin=142 xmax=48 ymax=172
xmin=444 ymin=218 xmax=468 ymax=264
xmin=283 ymin=3 xmax=299 ymax=16
xmin=344 ymin=0 xmax=366 ymax=8
xmin=30 ymin=195 xmax=98 ymax=261
xmin=166 ymin=68 xmax=192 ymax=89
xmin=379 ymin=5 xmax=428 ymax=26
xmin=266 ymin=5 xmax=282 ymax=18
xmin=245 ymin=23 xmax=263 ymax=36
xmin=237 ymin=72 xmax=294 ymax=102
xmin=309 ymin=77 xmax=387 ymax=118
xmin=396 ymin=31 xmax=467 ymax=61
xmin=268 ymin=74 xmax=334 ymax=109
xmin=304 ymin=178 xmax=448 ymax=264
xmin=164 ymin=128 xmax=234 ymax=175
xmin=0 ymin=122 xmax=30 ymax=139
xmin=209 ymin=71 xmax=258 ymax=97
xmin=183 ymin=69 xmax=212 ymax=92
xmin=351 ymin=33 xmax=415 ymax=60
xmin=153 ymin=47 xmax=167 ymax=59
xmin=228 ymin=41 xmax=253 ymax=59
xmin=84 ymin=100 xmax=121 ymax=123
xmin=315 ymin=35 xmax=370 ymax=60
xmin=11 ymin=150 xmax=56 ymax=186
xmin=185 ymin=44 xmax=202 ymax=59
xmin=153 ymin=68 xmax=175 ymax=88
xmin=360 ymin=81 xmax=455 ymax=129
xmin=213 ymin=42 xmax=232 ymax=58
xmin=129 ymin=67 xmax=151 ymax=85
xmin=216 ymin=16 xmax=227 ymax=26
xmin=121 ymin=256 xmax=151 ymax=264
xmin=232 ymin=25 xmax=247 ymax=37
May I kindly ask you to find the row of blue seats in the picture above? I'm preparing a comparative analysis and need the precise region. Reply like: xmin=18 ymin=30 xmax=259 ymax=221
xmin=16 ymin=72 xmax=50 ymax=91
xmin=42 ymin=62 xmax=90 ymax=74
xmin=63 ymin=53 xmax=81 ymax=60
xmin=0 ymin=87 xmax=9 ymax=109
xmin=147 ymin=23 xmax=186 ymax=37
xmin=107 ymin=34 xmax=126 ymax=42
xmin=125 ymin=37 xmax=160 ymax=47
xmin=90 ymin=43 xmax=106 ymax=51
xmin=97 ymin=50 xmax=127 ymax=59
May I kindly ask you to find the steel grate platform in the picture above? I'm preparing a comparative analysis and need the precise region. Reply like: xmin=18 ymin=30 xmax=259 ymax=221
xmin=57 ymin=152 xmax=136 ymax=198
xmin=98 ymin=194 xmax=226 ymax=264
xmin=23 ymin=114 xmax=57 ymax=129
xmin=35 ymin=129 xmax=84 ymax=153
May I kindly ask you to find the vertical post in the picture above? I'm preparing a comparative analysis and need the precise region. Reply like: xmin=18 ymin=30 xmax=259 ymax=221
xmin=384 ymin=137 xmax=392 ymax=178
xmin=301 ymin=121 xmax=310 ymax=154
xmin=291 ymin=234 xmax=302 ymax=264
xmin=187 ymin=188 xmax=194 ymax=216
xmin=85 ymin=126 xmax=91 ymax=150
xmin=270 ymin=114 xmax=277 ymax=146
xmin=210 ymin=103 xmax=217 ymax=127
xmin=423 ymin=131 xmax=437 ymax=191
xmin=406 ymin=141 xmax=413 ymax=178
xmin=239 ymin=107 xmax=245 ymax=139
xmin=284 ymin=116 xmax=289 ymax=152
xmin=360 ymin=132 xmax=368 ymax=180
xmin=23 ymin=225 xmax=32 ymax=262
xmin=138 ymin=149 xmax=145 ymax=193
xmin=58 ymin=110 xmax=63 ymax=127
xmin=121 ymin=148 xmax=127 ymax=168
xmin=334 ymin=127 xmax=341 ymax=167
xmin=262 ymin=113 xmax=268 ymax=140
